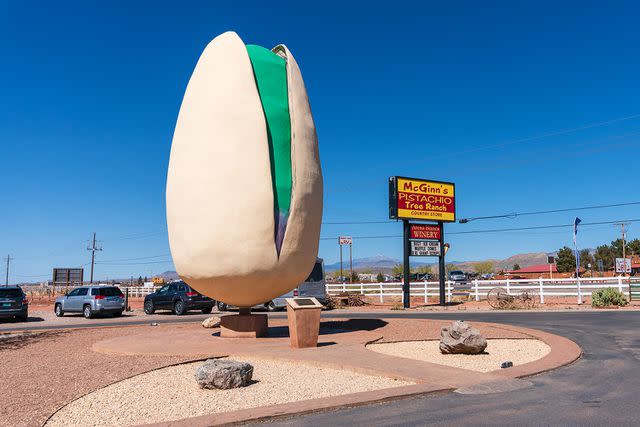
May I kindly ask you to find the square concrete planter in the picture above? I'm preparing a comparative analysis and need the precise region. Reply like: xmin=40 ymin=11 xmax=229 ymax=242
xmin=285 ymin=297 xmax=322 ymax=348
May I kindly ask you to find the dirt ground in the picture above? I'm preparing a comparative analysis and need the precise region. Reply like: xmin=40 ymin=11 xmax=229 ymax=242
xmin=0 ymin=326 xmax=196 ymax=427
xmin=340 ymin=295 xmax=640 ymax=311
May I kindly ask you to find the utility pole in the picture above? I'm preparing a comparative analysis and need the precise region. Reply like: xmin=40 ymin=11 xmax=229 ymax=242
xmin=615 ymin=223 xmax=629 ymax=276
xmin=5 ymin=254 xmax=12 ymax=286
xmin=87 ymin=232 xmax=102 ymax=283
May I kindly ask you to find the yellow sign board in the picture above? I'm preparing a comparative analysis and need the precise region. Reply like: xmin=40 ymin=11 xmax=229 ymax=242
xmin=389 ymin=176 xmax=456 ymax=222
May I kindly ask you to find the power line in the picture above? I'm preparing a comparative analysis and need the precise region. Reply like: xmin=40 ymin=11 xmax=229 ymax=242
xmin=459 ymin=201 xmax=640 ymax=223
xmin=97 ymin=254 xmax=171 ymax=262
xmin=95 ymin=260 xmax=173 ymax=266
xmin=413 ymin=112 xmax=640 ymax=162
xmin=320 ymin=218 xmax=640 ymax=241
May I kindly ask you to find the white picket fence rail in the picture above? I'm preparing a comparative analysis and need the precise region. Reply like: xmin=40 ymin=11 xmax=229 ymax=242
xmin=326 ymin=277 xmax=640 ymax=304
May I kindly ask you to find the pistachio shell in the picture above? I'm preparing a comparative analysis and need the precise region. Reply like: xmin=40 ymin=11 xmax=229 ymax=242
xmin=166 ymin=32 xmax=322 ymax=307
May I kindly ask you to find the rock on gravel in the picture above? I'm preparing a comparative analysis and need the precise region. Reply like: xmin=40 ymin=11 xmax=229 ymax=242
xmin=195 ymin=359 xmax=253 ymax=389
xmin=45 ymin=357 xmax=412 ymax=427
xmin=368 ymin=339 xmax=551 ymax=373
xmin=201 ymin=316 xmax=221 ymax=328
xmin=439 ymin=320 xmax=487 ymax=354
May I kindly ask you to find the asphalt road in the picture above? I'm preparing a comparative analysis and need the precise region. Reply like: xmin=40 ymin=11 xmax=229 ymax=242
xmin=250 ymin=311 xmax=640 ymax=427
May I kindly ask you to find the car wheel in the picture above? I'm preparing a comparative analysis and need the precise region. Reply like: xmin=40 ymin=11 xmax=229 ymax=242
xmin=217 ymin=301 xmax=228 ymax=311
xmin=144 ymin=300 xmax=155 ymax=314
xmin=174 ymin=300 xmax=186 ymax=316
xmin=113 ymin=310 xmax=123 ymax=317
xmin=83 ymin=305 xmax=93 ymax=319
xmin=266 ymin=301 xmax=277 ymax=312
xmin=201 ymin=307 xmax=212 ymax=314
xmin=17 ymin=313 xmax=28 ymax=322
xmin=54 ymin=304 xmax=64 ymax=317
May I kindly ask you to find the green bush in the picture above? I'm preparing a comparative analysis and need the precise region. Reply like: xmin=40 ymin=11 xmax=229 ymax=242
xmin=591 ymin=288 xmax=628 ymax=307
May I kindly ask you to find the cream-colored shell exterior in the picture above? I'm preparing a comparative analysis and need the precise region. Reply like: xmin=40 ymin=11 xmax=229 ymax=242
xmin=166 ymin=32 xmax=323 ymax=307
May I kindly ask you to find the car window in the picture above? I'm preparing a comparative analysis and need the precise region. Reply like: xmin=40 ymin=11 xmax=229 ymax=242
xmin=305 ymin=262 xmax=324 ymax=282
xmin=0 ymin=289 xmax=22 ymax=298
xmin=77 ymin=288 xmax=88 ymax=296
xmin=178 ymin=284 xmax=187 ymax=292
xmin=96 ymin=287 xmax=121 ymax=297
xmin=168 ymin=284 xmax=178 ymax=292
xmin=67 ymin=288 xmax=80 ymax=297
xmin=158 ymin=285 xmax=169 ymax=294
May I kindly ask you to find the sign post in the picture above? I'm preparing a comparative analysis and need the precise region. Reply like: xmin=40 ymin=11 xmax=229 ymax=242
xmin=338 ymin=236 xmax=353 ymax=283
xmin=389 ymin=176 xmax=456 ymax=308
xmin=438 ymin=222 xmax=446 ymax=306
xmin=403 ymin=221 xmax=410 ymax=308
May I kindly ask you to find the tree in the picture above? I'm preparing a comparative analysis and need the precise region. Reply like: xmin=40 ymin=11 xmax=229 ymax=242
xmin=556 ymin=247 xmax=576 ymax=273
xmin=610 ymin=239 xmax=625 ymax=258
xmin=627 ymin=239 xmax=640 ymax=256
xmin=376 ymin=272 xmax=384 ymax=282
xmin=416 ymin=265 xmax=432 ymax=275
xmin=512 ymin=264 xmax=521 ymax=271
xmin=579 ymin=249 xmax=594 ymax=270
xmin=392 ymin=264 xmax=404 ymax=278
xmin=137 ymin=276 xmax=143 ymax=285
xmin=474 ymin=261 xmax=494 ymax=275
xmin=350 ymin=271 xmax=359 ymax=283
xmin=594 ymin=245 xmax=615 ymax=270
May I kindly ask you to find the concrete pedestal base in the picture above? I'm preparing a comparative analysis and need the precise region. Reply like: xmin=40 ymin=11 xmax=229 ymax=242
xmin=220 ymin=314 xmax=268 ymax=338
xmin=286 ymin=305 xmax=321 ymax=348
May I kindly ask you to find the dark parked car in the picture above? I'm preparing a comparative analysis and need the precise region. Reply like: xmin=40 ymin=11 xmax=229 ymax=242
xmin=0 ymin=286 xmax=28 ymax=321
xmin=144 ymin=281 xmax=215 ymax=315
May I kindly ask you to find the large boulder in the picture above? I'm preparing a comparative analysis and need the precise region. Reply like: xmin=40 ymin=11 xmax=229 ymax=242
xmin=201 ymin=316 xmax=221 ymax=329
xmin=439 ymin=320 xmax=487 ymax=354
xmin=195 ymin=359 xmax=253 ymax=389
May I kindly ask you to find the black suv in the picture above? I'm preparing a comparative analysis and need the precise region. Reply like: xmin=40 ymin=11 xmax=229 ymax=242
xmin=0 ymin=286 xmax=28 ymax=321
xmin=143 ymin=281 xmax=215 ymax=315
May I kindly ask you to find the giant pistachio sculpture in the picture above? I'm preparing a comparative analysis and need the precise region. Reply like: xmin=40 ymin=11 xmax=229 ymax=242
xmin=166 ymin=32 xmax=323 ymax=308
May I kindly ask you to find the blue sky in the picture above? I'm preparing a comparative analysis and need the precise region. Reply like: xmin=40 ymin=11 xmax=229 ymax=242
xmin=2 ymin=1 xmax=640 ymax=282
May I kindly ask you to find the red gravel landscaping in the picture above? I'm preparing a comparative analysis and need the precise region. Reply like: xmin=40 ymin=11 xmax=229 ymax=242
xmin=0 ymin=327 xmax=196 ymax=427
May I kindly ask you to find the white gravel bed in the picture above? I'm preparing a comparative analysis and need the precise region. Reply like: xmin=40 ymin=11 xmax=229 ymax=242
xmin=367 ymin=339 xmax=551 ymax=372
xmin=45 ymin=357 xmax=412 ymax=427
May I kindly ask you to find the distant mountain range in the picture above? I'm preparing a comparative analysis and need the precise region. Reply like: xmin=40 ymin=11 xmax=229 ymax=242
xmin=158 ymin=270 xmax=180 ymax=280
xmin=324 ymin=252 xmax=552 ymax=273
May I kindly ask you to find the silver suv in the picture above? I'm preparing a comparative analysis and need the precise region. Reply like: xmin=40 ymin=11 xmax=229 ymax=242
xmin=54 ymin=285 xmax=125 ymax=318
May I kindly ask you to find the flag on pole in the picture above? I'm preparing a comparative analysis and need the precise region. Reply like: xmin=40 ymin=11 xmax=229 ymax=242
xmin=573 ymin=217 xmax=581 ymax=278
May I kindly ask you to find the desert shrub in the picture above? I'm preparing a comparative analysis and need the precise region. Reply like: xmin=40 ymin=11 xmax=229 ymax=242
xmin=390 ymin=302 xmax=404 ymax=310
xmin=591 ymin=288 xmax=628 ymax=307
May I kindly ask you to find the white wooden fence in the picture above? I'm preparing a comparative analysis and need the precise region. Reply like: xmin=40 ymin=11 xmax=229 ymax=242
xmin=326 ymin=277 xmax=640 ymax=304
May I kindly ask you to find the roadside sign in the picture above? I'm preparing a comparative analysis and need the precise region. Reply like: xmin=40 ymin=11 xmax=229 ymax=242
xmin=410 ymin=223 xmax=441 ymax=240
xmin=410 ymin=240 xmax=440 ymax=256
xmin=389 ymin=176 xmax=456 ymax=222
xmin=547 ymin=255 xmax=555 ymax=264
xmin=52 ymin=268 xmax=84 ymax=286
xmin=338 ymin=236 xmax=352 ymax=245
xmin=615 ymin=258 xmax=631 ymax=273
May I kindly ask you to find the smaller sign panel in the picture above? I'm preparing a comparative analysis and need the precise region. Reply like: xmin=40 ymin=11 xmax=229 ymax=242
xmin=338 ymin=236 xmax=353 ymax=245
xmin=411 ymin=240 xmax=441 ymax=256
xmin=410 ymin=224 xmax=441 ymax=240
xmin=547 ymin=255 xmax=555 ymax=264
xmin=615 ymin=258 xmax=631 ymax=273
